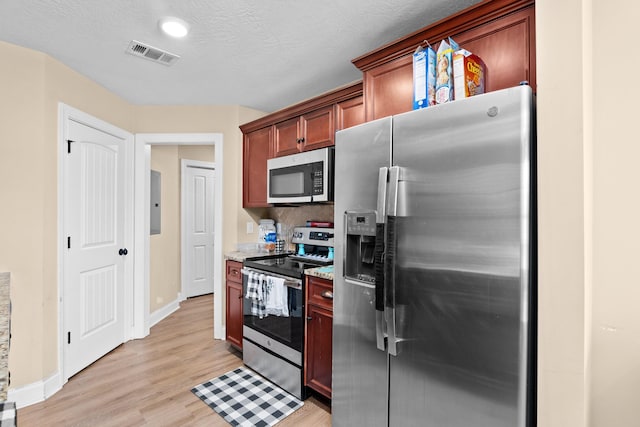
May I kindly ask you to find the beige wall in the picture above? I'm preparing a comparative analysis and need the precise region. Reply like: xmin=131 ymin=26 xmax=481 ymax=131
xmin=0 ymin=41 xmax=136 ymax=386
xmin=589 ymin=1 xmax=639 ymax=425
xmin=536 ymin=0 xmax=588 ymax=424
xmin=0 ymin=42 xmax=47 ymax=387
xmin=0 ymin=41 xmax=266 ymax=391
xmin=135 ymin=105 xmax=264 ymax=260
xmin=136 ymin=106 xmax=264 ymax=321
xmin=150 ymin=146 xmax=181 ymax=312
xmin=537 ymin=0 xmax=640 ymax=425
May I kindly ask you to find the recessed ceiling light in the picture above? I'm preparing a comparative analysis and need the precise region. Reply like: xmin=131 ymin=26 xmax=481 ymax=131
xmin=159 ymin=17 xmax=190 ymax=38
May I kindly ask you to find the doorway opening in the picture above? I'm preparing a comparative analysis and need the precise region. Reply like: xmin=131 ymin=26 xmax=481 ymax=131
xmin=134 ymin=133 xmax=224 ymax=339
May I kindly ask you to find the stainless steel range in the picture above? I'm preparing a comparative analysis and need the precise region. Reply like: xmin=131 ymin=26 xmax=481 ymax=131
xmin=242 ymin=226 xmax=334 ymax=400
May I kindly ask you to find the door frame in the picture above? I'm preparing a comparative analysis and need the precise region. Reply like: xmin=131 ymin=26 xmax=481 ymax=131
xmin=58 ymin=103 xmax=135 ymax=384
xmin=181 ymin=159 xmax=216 ymax=299
xmin=133 ymin=133 xmax=224 ymax=339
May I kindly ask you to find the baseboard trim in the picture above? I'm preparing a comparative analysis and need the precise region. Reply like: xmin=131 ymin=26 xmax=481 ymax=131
xmin=11 ymin=296 xmax=182 ymax=409
xmin=8 ymin=371 xmax=62 ymax=409
xmin=149 ymin=294 xmax=181 ymax=328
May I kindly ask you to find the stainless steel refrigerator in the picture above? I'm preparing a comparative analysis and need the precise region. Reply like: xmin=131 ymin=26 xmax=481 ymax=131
xmin=332 ymin=85 xmax=536 ymax=427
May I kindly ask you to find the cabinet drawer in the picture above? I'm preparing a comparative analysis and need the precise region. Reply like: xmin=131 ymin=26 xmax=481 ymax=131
xmin=307 ymin=276 xmax=333 ymax=310
xmin=226 ymin=260 xmax=243 ymax=283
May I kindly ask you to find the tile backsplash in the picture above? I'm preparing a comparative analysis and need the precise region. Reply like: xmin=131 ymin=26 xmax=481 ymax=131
xmin=267 ymin=204 xmax=334 ymax=226
xmin=262 ymin=204 xmax=334 ymax=248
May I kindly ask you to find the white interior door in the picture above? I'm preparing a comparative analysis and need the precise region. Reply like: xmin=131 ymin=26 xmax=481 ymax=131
xmin=64 ymin=119 xmax=126 ymax=378
xmin=183 ymin=162 xmax=215 ymax=298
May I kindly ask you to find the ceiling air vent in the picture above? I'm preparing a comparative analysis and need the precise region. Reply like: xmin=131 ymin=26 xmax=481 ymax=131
xmin=126 ymin=40 xmax=180 ymax=66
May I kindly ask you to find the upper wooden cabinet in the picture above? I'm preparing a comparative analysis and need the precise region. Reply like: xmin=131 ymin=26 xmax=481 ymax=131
xmin=274 ymin=105 xmax=334 ymax=157
xmin=242 ymin=126 xmax=272 ymax=208
xmin=240 ymin=82 xmax=362 ymax=208
xmin=335 ymin=95 xmax=364 ymax=131
xmin=352 ymin=0 xmax=535 ymax=121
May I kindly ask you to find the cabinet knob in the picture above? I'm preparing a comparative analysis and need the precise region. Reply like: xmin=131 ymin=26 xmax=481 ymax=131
xmin=306 ymin=316 xmax=312 ymax=321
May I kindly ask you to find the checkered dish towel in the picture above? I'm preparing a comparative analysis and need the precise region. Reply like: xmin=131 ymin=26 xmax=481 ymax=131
xmin=245 ymin=271 xmax=266 ymax=318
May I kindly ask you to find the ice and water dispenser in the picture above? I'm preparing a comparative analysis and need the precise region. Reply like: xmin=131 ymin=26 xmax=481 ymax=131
xmin=344 ymin=211 xmax=377 ymax=283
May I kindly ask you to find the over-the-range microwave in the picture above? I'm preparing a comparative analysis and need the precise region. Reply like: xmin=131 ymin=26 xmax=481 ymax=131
xmin=267 ymin=147 xmax=334 ymax=204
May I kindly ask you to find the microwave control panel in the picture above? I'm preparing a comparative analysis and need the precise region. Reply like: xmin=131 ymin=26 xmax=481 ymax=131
xmin=312 ymin=162 xmax=323 ymax=195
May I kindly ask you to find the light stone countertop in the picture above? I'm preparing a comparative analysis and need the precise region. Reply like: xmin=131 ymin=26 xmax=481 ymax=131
xmin=305 ymin=265 xmax=334 ymax=281
xmin=224 ymin=251 xmax=266 ymax=262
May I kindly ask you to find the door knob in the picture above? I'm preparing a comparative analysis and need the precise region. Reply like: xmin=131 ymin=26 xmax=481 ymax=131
xmin=119 ymin=248 xmax=128 ymax=256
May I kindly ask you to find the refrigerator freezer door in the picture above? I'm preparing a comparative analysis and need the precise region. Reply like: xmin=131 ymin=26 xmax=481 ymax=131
xmin=333 ymin=118 xmax=391 ymax=427
xmin=388 ymin=86 xmax=534 ymax=427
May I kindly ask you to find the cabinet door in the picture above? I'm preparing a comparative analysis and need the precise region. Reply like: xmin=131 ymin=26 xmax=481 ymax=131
xmin=336 ymin=95 xmax=365 ymax=131
xmin=364 ymin=56 xmax=414 ymax=120
xmin=243 ymin=126 xmax=272 ymax=207
xmin=301 ymin=105 xmax=334 ymax=151
xmin=449 ymin=7 xmax=535 ymax=94
xmin=306 ymin=304 xmax=333 ymax=399
xmin=226 ymin=280 xmax=243 ymax=349
xmin=274 ymin=116 xmax=301 ymax=157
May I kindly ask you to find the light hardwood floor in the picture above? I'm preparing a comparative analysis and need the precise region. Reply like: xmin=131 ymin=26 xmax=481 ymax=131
xmin=19 ymin=295 xmax=331 ymax=426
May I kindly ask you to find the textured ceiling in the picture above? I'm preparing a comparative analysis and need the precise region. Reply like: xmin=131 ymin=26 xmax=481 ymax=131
xmin=0 ymin=0 xmax=482 ymax=112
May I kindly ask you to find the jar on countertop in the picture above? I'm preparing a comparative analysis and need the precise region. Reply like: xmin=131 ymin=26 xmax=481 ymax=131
xmin=258 ymin=219 xmax=276 ymax=252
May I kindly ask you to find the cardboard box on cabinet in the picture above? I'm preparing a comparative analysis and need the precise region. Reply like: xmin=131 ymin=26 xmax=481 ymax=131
xmin=453 ymin=49 xmax=487 ymax=100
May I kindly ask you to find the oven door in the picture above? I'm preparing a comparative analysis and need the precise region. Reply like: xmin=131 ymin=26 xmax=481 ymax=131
xmin=242 ymin=267 xmax=304 ymax=353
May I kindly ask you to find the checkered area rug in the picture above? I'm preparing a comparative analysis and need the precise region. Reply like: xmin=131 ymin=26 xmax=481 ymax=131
xmin=0 ymin=402 xmax=16 ymax=427
xmin=191 ymin=367 xmax=304 ymax=426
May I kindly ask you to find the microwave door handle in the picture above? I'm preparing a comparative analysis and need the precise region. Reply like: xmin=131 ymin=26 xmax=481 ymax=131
xmin=375 ymin=167 xmax=388 ymax=351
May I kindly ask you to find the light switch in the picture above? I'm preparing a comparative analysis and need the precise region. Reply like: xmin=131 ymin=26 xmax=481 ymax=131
xmin=246 ymin=222 xmax=254 ymax=234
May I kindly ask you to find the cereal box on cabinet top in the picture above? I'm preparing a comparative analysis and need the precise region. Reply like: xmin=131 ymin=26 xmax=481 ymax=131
xmin=453 ymin=49 xmax=486 ymax=100
xmin=435 ymin=38 xmax=459 ymax=104
xmin=413 ymin=44 xmax=436 ymax=109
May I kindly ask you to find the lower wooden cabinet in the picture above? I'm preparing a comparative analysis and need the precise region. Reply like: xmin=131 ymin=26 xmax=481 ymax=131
xmin=305 ymin=275 xmax=333 ymax=399
xmin=225 ymin=260 xmax=243 ymax=349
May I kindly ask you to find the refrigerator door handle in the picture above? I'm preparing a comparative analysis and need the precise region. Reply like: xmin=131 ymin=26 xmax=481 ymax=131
xmin=385 ymin=216 xmax=399 ymax=357
xmin=374 ymin=167 xmax=389 ymax=351
xmin=386 ymin=166 xmax=400 ymax=217
xmin=376 ymin=167 xmax=388 ymax=223
xmin=386 ymin=166 xmax=400 ymax=356
xmin=375 ymin=310 xmax=386 ymax=351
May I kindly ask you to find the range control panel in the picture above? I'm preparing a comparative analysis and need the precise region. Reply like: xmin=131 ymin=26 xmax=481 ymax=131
xmin=291 ymin=227 xmax=335 ymax=247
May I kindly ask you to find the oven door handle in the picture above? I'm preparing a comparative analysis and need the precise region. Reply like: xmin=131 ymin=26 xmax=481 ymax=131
xmin=241 ymin=267 xmax=302 ymax=289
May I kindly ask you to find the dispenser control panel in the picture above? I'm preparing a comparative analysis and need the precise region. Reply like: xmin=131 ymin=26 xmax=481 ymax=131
xmin=346 ymin=211 xmax=376 ymax=236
